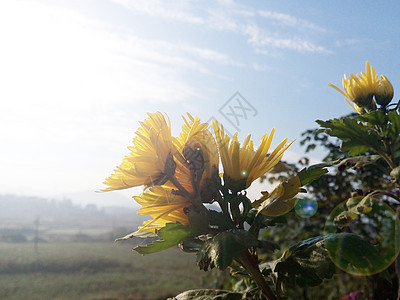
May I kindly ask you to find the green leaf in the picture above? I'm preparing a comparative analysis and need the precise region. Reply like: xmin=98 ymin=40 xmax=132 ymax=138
xmin=297 ymin=160 xmax=338 ymax=186
xmin=273 ymin=235 xmax=335 ymax=288
xmin=337 ymin=155 xmax=381 ymax=172
xmin=274 ymin=233 xmax=388 ymax=292
xmin=317 ymin=117 xmax=382 ymax=156
xmin=324 ymin=233 xmax=385 ymax=276
xmin=115 ymin=230 xmax=157 ymax=241
xmin=133 ymin=222 xmax=193 ymax=255
xmin=388 ymin=108 xmax=400 ymax=140
xmin=197 ymin=230 xmax=258 ymax=271
xmin=168 ymin=289 xmax=244 ymax=300
xmin=247 ymin=210 xmax=288 ymax=234
xmin=345 ymin=195 xmax=373 ymax=215
xmin=252 ymin=175 xmax=300 ymax=216
xmin=390 ymin=166 xmax=400 ymax=182
xmin=328 ymin=194 xmax=374 ymax=228
xmin=357 ymin=109 xmax=387 ymax=126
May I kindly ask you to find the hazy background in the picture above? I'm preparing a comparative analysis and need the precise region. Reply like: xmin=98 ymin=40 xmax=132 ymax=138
xmin=1 ymin=2 xmax=400 ymax=299
xmin=1 ymin=0 xmax=400 ymax=209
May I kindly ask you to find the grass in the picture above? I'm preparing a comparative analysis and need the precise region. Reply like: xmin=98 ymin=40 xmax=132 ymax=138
xmin=0 ymin=242 xmax=218 ymax=300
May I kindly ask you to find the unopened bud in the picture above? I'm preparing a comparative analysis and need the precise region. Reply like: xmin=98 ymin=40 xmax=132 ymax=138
xmin=375 ymin=75 xmax=394 ymax=107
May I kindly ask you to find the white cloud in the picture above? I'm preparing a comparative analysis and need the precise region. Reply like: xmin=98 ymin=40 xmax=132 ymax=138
xmin=334 ymin=38 xmax=374 ymax=48
xmin=243 ymin=24 xmax=330 ymax=54
xmin=110 ymin=0 xmax=330 ymax=56
xmin=111 ymin=0 xmax=204 ymax=24
xmin=252 ymin=63 xmax=272 ymax=72
xmin=259 ymin=10 xmax=328 ymax=33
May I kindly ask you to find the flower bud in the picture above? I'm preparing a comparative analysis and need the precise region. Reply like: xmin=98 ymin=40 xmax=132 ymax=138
xmin=375 ymin=75 xmax=394 ymax=107
xmin=348 ymin=75 xmax=374 ymax=107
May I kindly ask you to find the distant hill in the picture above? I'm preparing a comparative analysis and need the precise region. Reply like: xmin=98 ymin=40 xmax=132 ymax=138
xmin=0 ymin=194 xmax=146 ymax=230
xmin=53 ymin=189 xmax=140 ymax=208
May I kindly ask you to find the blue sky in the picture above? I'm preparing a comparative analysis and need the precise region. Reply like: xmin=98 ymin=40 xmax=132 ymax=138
xmin=1 ymin=0 xmax=400 ymax=206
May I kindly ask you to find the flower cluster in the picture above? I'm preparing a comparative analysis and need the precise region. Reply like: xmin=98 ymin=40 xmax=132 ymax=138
xmin=329 ymin=61 xmax=394 ymax=113
xmin=102 ymin=112 xmax=293 ymax=234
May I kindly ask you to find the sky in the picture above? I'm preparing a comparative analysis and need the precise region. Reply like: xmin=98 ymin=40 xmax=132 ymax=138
xmin=1 ymin=0 xmax=400 ymax=207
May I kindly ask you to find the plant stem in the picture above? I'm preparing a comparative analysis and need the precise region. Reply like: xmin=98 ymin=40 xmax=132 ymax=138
xmin=237 ymin=250 xmax=276 ymax=300
xmin=396 ymin=207 xmax=400 ymax=300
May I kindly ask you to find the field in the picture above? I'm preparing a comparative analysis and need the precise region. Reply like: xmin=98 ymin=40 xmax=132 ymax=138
xmin=0 ymin=242 xmax=220 ymax=300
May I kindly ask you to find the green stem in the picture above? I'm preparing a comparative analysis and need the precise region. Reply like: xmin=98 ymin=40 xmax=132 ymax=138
xmin=396 ymin=207 xmax=400 ymax=300
xmin=236 ymin=250 xmax=276 ymax=300
xmin=215 ymin=190 xmax=234 ymax=227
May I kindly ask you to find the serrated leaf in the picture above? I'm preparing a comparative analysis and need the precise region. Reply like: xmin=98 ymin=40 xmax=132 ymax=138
xmin=337 ymin=155 xmax=381 ymax=172
xmin=179 ymin=241 xmax=202 ymax=253
xmin=274 ymin=235 xmax=335 ymax=288
xmin=345 ymin=195 xmax=373 ymax=214
xmin=390 ymin=166 xmax=400 ymax=182
xmin=247 ymin=210 xmax=287 ymax=233
xmin=252 ymin=175 xmax=300 ymax=216
xmin=317 ymin=117 xmax=382 ymax=156
xmin=168 ymin=289 xmax=244 ymax=300
xmin=330 ymin=195 xmax=374 ymax=227
xmin=134 ymin=222 xmax=193 ymax=255
xmin=115 ymin=230 xmax=157 ymax=241
xmin=356 ymin=109 xmax=387 ymax=126
xmin=197 ymin=230 xmax=258 ymax=271
xmin=388 ymin=108 xmax=400 ymax=140
xmin=297 ymin=160 xmax=338 ymax=186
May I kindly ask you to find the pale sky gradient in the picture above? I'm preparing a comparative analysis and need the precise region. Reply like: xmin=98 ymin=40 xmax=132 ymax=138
xmin=1 ymin=0 xmax=400 ymax=206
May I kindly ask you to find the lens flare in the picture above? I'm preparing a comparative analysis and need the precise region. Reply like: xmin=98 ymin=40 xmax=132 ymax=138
xmin=324 ymin=200 xmax=400 ymax=276
xmin=294 ymin=197 xmax=318 ymax=218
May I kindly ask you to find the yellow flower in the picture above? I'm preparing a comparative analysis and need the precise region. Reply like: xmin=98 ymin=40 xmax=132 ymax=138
xmin=345 ymin=99 xmax=377 ymax=114
xmin=375 ymin=75 xmax=394 ymax=107
xmin=174 ymin=113 xmax=219 ymax=181
xmin=102 ymin=112 xmax=180 ymax=192
xmin=329 ymin=61 xmax=379 ymax=107
xmin=134 ymin=186 xmax=191 ymax=233
xmin=213 ymin=121 xmax=294 ymax=189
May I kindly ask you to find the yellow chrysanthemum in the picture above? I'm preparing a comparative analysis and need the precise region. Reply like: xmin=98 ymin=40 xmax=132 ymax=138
xmin=375 ymin=75 xmax=394 ymax=107
xmin=329 ymin=61 xmax=379 ymax=107
xmin=134 ymin=186 xmax=191 ymax=233
xmin=345 ymin=99 xmax=377 ymax=114
xmin=213 ymin=121 xmax=294 ymax=189
xmin=102 ymin=112 xmax=181 ymax=191
xmin=174 ymin=113 xmax=219 ymax=181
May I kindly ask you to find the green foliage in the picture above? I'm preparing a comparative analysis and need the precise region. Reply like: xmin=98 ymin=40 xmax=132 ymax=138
xmin=297 ymin=161 xmax=338 ymax=186
xmin=252 ymin=175 xmax=300 ymax=217
xmin=330 ymin=195 xmax=373 ymax=226
xmin=134 ymin=222 xmax=193 ymax=255
xmin=273 ymin=235 xmax=335 ymax=289
xmin=116 ymin=229 xmax=157 ymax=241
xmin=387 ymin=107 xmax=400 ymax=141
xmin=274 ymin=233 xmax=385 ymax=292
xmin=324 ymin=233 xmax=385 ymax=276
xmin=197 ymin=230 xmax=258 ymax=271
xmin=169 ymin=289 xmax=244 ymax=300
xmin=337 ymin=154 xmax=382 ymax=171
xmin=316 ymin=117 xmax=381 ymax=156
